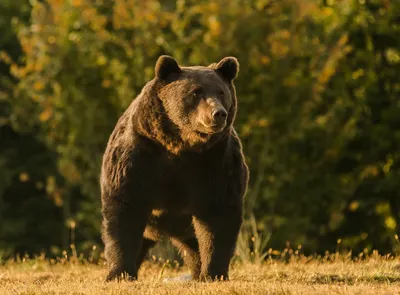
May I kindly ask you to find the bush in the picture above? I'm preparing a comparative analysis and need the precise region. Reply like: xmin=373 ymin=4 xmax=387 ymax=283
xmin=1 ymin=0 xmax=399 ymax=256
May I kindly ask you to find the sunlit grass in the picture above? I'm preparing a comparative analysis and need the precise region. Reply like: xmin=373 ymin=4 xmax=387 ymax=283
xmin=1 ymin=250 xmax=399 ymax=295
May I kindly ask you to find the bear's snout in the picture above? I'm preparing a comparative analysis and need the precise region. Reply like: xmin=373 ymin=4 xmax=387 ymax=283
xmin=202 ymin=105 xmax=227 ymax=132
xmin=211 ymin=108 xmax=228 ymax=125
xmin=205 ymin=98 xmax=227 ymax=127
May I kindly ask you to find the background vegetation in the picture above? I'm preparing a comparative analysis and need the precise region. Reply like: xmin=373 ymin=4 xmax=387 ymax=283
xmin=0 ymin=0 xmax=399 ymax=260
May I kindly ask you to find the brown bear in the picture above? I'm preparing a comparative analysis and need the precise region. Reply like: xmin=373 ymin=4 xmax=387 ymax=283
xmin=100 ymin=55 xmax=249 ymax=282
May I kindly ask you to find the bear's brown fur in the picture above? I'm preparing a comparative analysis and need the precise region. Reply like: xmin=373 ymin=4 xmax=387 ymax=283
xmin=100 ymin=55 xmax=249 ymax=281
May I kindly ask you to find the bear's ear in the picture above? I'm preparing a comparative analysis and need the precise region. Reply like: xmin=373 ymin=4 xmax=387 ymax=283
xmin=155 ymin=55 xmax=181 ymax=80
xmin=214 ymin=57 xmax=239 ymax=82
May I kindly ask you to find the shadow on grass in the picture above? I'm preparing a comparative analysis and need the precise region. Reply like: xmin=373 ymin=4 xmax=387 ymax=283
xmin=310 ymin=274 xmax=400 ymax=285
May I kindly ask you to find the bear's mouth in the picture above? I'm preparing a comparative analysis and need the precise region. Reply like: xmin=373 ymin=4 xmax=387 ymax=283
xmin=195 ymin=131 xmax=211 ymax=138
xmin=199 ymin=122 xmax=226 ymax=134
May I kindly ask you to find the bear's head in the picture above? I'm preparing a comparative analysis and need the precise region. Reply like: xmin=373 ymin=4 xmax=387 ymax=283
xmin=154 ymin=55 xmax=239 ymax=146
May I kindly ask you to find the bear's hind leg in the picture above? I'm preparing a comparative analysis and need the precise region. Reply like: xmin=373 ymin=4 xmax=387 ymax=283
xmin=171 ymin=237 xmax=201 ymax=280
xmin=136 ymin=238 xmax=156 ymax=270
xmin=146 ymin=213 xmax=201 ymax=279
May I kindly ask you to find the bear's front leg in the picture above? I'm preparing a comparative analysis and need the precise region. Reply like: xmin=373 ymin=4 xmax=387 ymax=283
xmin=102 ymin=199 xmax=150 ymax=281
xmin=193 ymin=206 xmax=243 ymax=281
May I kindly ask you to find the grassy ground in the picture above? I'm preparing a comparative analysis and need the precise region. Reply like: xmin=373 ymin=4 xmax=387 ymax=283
xmin=1 ymin=255 xmax=400 ymax=295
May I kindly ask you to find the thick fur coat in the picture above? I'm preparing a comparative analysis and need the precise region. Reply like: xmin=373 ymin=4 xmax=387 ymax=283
xmin=100 ymin=55 xmax=249 ymax=281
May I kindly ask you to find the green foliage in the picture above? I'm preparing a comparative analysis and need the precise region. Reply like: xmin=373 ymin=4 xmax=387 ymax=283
xmin=1 ymin=0 xmax=399 ymax=257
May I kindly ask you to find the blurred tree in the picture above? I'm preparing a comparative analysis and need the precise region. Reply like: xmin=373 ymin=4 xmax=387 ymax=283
xmin=321 ymin=0 xmax=400 ymax=253
xmin=0 ymin=0 xmax=65 ymax=257
xmin=1 ymin=0 xmax=399 ymax=257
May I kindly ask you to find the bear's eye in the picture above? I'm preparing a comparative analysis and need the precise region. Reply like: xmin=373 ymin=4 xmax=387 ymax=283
xmin=219 ymin=91 xmax=225 ymax=97
xmin=192 ymin=88 xmax=203 ymax=98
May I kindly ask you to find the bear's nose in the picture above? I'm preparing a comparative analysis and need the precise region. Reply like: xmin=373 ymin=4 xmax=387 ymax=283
xmin=212 ymin=108 xmax=228 ymax=123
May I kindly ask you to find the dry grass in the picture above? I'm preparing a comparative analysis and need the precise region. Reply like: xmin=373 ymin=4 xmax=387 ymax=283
xmin=1 ymin=255 xmax=400 ymax=295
